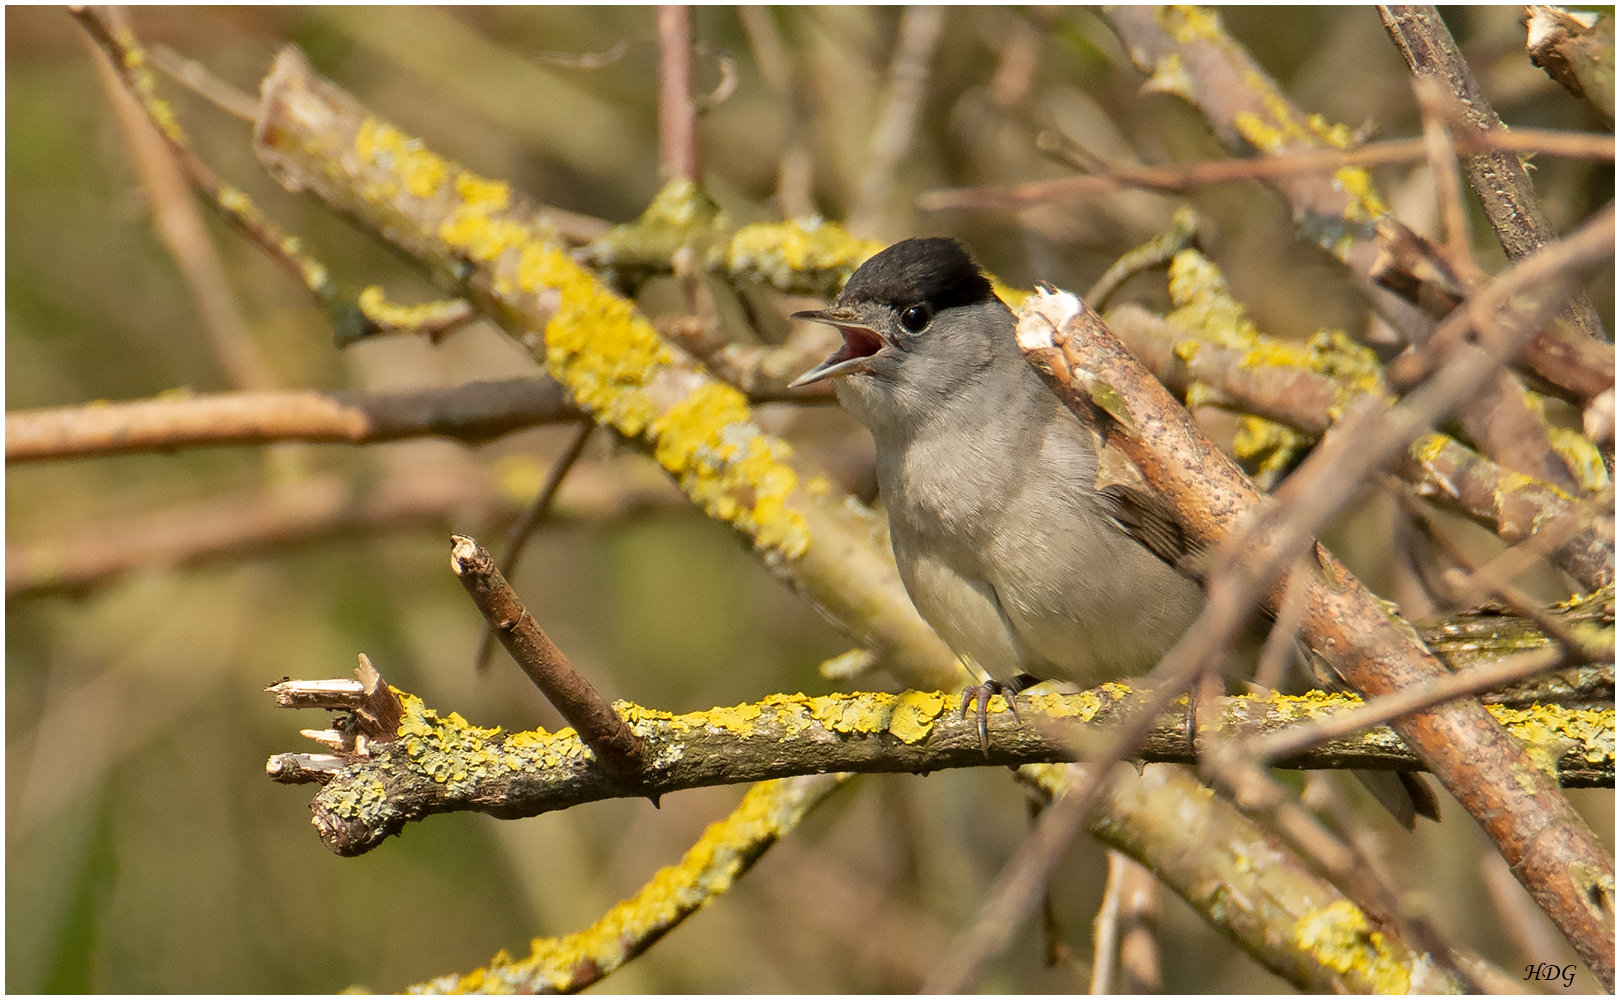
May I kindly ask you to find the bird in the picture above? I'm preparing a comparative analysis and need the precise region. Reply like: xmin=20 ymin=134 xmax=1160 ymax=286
xmin=790 ymin=236 xmax=1438 ymax=827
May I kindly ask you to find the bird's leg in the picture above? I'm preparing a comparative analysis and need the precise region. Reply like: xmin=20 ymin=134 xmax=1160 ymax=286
xmin=959 ymin=672 xmax=1043 ymax=753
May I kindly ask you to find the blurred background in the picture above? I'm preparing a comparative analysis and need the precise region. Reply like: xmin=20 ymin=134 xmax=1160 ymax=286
xmin=6 ymin=6 xmax=1612 ymax=992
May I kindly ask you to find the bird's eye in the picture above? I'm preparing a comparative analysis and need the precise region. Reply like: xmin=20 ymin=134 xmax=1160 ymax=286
xmin=899 ymin=303 xmax=932 ymax=333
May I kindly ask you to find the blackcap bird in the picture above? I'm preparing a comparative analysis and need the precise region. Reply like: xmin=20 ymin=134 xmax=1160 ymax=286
xmin=791 ymin=237 xmax=1437 ymax=826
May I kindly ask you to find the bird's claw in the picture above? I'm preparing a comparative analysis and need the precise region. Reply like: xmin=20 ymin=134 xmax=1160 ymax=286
xmin=958 ymin=677 xmax=1032 ymax=754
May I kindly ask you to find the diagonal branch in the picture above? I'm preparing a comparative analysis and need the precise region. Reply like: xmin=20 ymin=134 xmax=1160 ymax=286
xmin=1014 ymin=276 xmax=1615 ymax=987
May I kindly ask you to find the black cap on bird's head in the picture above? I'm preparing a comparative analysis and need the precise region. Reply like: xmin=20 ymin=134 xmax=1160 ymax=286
xmin=837 ymin=237 xmax=994 ymax=313
xmin=788 ymin=237 xmax=1001 ymax=389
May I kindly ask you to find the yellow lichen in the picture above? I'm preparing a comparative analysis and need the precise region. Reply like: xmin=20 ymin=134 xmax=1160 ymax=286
xmin=887 ymin=690 xmax=945 ymax=744
xmin=635 ymin=176 xmax=724 ymax=231
xmin=468 ymin=776 xmax=829 ymax=993
xmin=354 ymin=117 xmax=451 ymax=200
xmin=1234 ymin=110 xmax=1288 ymax=155
xmin=1234 ymin=415 xmax=1309 ymax=475
xmin=1548 ymin=426 xmax=1611 ymax=492
xmin=723 ymin=219 xmax=883 ymax=293
xmin=1155 ymin=4 xmax=1224 ymax=44
xmin=809 ymin=692 xmax=892 ymax=734
xmin=704 ymin=701 xmax=766 ymax=735
xmin=355 ymin=285 xmax=468 ymax=330
xmin=1331 ymin=166 xmax=1388 ymax=224
xmin=648 ymin=382 xmax=811 ymax=559
xmin=1293 ymin=900 xmax=1411 ymax=993
xmin=1145 ymin=52 xmax=1195 ymax=99
xmin=1489 ymin=703 xmax=1615 ymax=773
xmin=1409 ymin=432 xmax=1451 ymax=466
xmin=1167 ymin=251 xmax=1383 ymax=430
xmin=439 ymin=173 xmax=531 ymax=263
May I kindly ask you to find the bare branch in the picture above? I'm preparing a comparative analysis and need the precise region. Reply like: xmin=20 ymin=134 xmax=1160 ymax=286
xmin=657 ymin=6 xmax=697 ymax=182
xmin=451 ymin=534 xmax=644 ymax=777
xmin=6 ymin=377 xmax=582 ymax=463
xmin=1379 ymin=5 xmax=1609 ymax=344
xmin=919 ymin=128 xmax=1614 ymax=210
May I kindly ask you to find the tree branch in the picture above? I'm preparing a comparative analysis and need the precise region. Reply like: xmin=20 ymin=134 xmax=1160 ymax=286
xmin=267 ymin=678 xmax=1613 ymax=854
xmin=6 ymin=377 xmax=582 ymax=463
xmin=1015 ymin=287 xmax=1616 ymax=988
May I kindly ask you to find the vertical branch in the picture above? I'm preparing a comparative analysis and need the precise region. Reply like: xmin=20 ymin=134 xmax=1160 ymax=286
xmin=1090 ymin=850 xmax=1123 ymax=994
xmin=1412 ymin=77 xmax=1482 ymax=282
xmin=1379 ymin=5 xmax=1609 ymax=343
xmin=657 ymin=5 xmax=698 ymax=182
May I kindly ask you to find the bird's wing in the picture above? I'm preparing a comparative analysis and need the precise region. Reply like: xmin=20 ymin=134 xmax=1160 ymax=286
xmin=1095 ymin=482 xmax=1203 ymax=579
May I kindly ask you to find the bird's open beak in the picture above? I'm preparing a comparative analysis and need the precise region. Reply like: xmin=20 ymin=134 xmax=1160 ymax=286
xmin=788 ymin=309 xmax=889 ymax=388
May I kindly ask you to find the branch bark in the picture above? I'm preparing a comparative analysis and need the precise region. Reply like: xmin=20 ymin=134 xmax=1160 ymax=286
xmin=268 ymin=680 xmax=1613 ymax=854
xmin=1015 ymin=288 xmax=1616 ymax=989
xmin=6 ymin=377 xmax=581 ymax=463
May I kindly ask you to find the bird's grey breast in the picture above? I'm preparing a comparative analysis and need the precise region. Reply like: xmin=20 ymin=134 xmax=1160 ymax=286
xmin=878 ymin=382 xmax=1203 ymax=686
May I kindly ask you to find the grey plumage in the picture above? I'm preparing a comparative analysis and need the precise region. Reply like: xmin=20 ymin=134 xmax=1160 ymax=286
xmin=791 ymin=237 xmax=1203 ymax=690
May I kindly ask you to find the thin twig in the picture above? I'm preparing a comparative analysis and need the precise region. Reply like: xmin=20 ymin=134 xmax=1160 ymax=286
xmin=1413 ymin=77 xmax=1484 ymax=283
xmin=1253 ymin=558 xmax=1311 ymax=691
xmin=450 ymin=534 xmax=644 ymax=778
xmin=1249 ymin=644 xmax=1592 ymax=766
xmin=1083 ymin=207 xmax=1200 ymax=310
xmin=475 ymin=421 xmax=595 ymax=673
xmin=657 ymin=5 xmax=697 ymax=182
xmin=148 ymin=43 xmax=260 ymax=120
xmin=1090 ymin=846 xmax=1123 ymax=994
xmin=919 ymin=128 xmax=1614 ymax=210
xmin=531 ymin=38 xmax=631 ymax=70
xmin=71 ymin=7 xmax=343 ymax=305
xmin=1114 ymin=855 xmax=1161 ymax=994
xmin=7 ymin=459 xmax=688 ymax=599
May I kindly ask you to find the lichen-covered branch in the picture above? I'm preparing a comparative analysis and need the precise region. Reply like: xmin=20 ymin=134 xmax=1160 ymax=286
xmin=1037 ymin=764 xmax=1468 ymax=994
xmin=412 ymin=773 xmax=849 ymax=994
xmin=1397 ymin=432 xmax=1613 ymax=591
xmin=250 ymin=46 xmax=961 ymax=691
xmin=267 ymin=678 xmax=1613 ymax=858
xmin=1104 ymin=295 xmax=1612 ymax=591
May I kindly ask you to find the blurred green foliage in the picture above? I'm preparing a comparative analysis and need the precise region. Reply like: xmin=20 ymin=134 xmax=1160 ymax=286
xmin=6 ymin=6 xmax=1612 ymax=993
